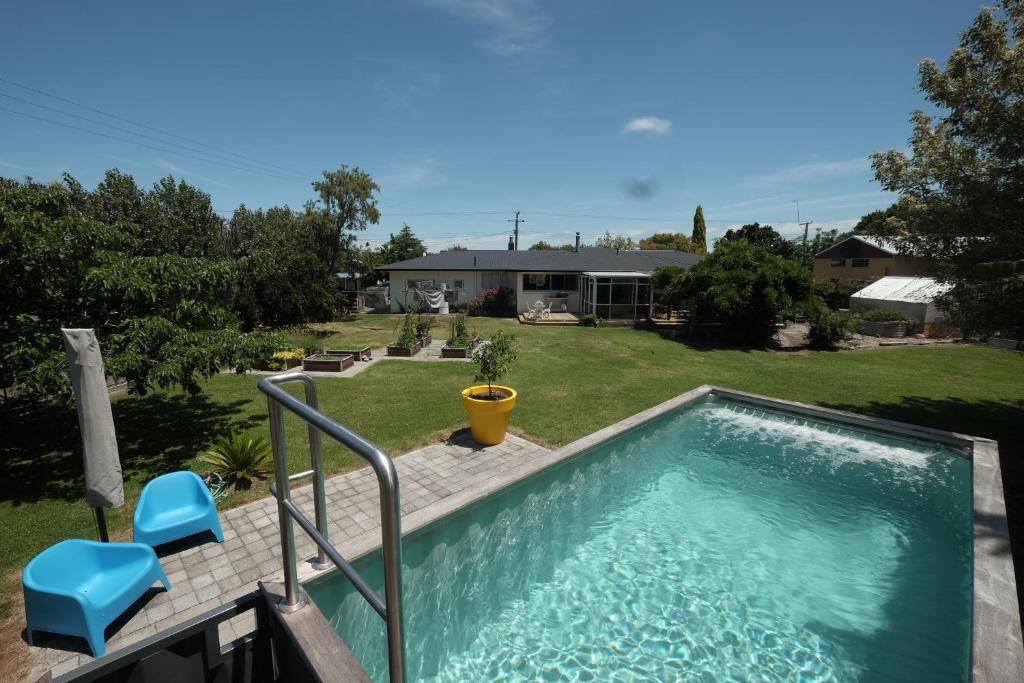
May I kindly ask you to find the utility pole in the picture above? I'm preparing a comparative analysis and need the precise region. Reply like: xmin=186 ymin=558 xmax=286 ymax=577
xmin=507 ymin=211 xmax=524 ymax=250
xmin=799 ymin=221 xmax=813 ymax=245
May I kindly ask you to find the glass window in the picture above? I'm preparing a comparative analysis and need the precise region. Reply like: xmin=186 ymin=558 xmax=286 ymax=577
xmin=830 ymin=258 xmax=846 ymax=267
xmin=852 ymin=258 xmax=869 ymax=268
xmin=453 ymin=279 xmax=464 ymax=289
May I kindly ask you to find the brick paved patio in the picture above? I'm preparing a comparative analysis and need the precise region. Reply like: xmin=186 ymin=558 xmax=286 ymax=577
xmin=37 ymin=432 xmax=551 ymax=678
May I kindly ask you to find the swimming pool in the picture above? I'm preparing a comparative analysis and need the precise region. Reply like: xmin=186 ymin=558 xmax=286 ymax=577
xmin=307 ymin=391 xmax=992 ymax=681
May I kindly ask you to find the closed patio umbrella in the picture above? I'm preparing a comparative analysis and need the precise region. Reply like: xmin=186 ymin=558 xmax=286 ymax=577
xmin=62 ymin=328 xmax=124 ymax=541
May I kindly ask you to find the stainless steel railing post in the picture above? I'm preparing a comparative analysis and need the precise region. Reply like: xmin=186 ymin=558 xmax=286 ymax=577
xmin=266 ymin=396 xmax=307 ymax=613
xmin=258 ymin=373 xmax=405 ymax=681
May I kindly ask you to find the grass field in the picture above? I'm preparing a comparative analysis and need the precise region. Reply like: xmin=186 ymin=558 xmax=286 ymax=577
xmin=3 ymin=314 xmax=1023 ymax=632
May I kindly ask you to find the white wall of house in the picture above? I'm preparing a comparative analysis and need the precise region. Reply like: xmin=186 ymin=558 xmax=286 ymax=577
xmin=388 ymin=270 xmax=484 ymax=312
xmin=389 ymin=269 xmax=587 ymax=313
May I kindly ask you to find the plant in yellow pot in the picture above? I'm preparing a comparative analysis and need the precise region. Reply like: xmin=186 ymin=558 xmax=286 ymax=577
xmin=462 ymin=331 xmax=518 ymax=446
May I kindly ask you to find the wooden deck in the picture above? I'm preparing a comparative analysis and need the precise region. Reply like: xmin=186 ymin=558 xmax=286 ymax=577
xmin=517 ymin=312 xmax=580 ymax=326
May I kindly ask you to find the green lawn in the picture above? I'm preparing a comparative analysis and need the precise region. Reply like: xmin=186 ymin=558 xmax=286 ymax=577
xmin=3 ymin=315 xmax=1023 ymax=623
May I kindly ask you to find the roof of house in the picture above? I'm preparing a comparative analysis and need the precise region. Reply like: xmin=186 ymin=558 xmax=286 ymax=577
xmin=814 ymin=235 xmax=897 ymax=258
xmin=850 ymin=276 xmax=950 ymax=303
xmin=381 ymin=247 xmax=701 ymax=272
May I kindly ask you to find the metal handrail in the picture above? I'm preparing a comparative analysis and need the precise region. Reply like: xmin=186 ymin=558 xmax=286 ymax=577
xmin=258 ymin=372 xmax=407 ymax=683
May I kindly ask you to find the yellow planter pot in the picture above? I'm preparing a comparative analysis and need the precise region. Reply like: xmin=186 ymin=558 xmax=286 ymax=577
xmin=461 ymin=385 xmax=518 ymax=446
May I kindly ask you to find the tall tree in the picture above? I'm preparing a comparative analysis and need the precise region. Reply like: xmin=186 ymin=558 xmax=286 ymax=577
xmin=310 ymin=165 xmax=380 ymax=274
xmin=869 ymin=0 xmax=1024 ymax=337
xmin=0 ymin=175 xmax=279 ymax=403
xmin=638 ymin=233 xmax=696 ymax=252
xmin=720 ymin=223 xmax=795 ymax=259
xmin=691 ymin=206 xmax=708 ymax=255
xmin=594 ymin=231 xmax=637 ymax=250
xmin=379 ymin=224 xmax=426 ymax=264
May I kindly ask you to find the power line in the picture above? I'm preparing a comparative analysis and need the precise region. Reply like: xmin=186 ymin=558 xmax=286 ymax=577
xmin=0 ymin=91 xmax=309 ymax=181
xmin=0 ymin=75 xmax=309 ymax=178
xmin=0 ymin=105 xmax=310 ymax=183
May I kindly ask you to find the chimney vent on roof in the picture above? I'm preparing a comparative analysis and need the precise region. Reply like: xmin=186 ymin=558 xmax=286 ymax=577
xmin=473 ymin=256 xmax=477 ymax=267
xmin=575 ymin=232 xmax=580 ymax=252
xmin=616 ymin=248 xmax=620 ymax=255
xmin=507 ymin=235 xmax=514 ymax=250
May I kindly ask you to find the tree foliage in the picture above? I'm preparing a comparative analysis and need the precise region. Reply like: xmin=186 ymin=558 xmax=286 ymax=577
xmin=664 ymin=240 xmax=812 ymax=345
xmin=309 ymin=165 xmax=380 ymax=275
xmin=638 ymin=233 xmax=696 ymax=252
xmin=472 ymin=331 xmax=518 ymax=396
xmin=594 ymin=231 xmax=637 ymax=250
xmin=0 ymin=176 xmax=281 ymax=403
xmin=379 ymin=223 xmax=426 ymax=265
xmin=691 ymin=206 xmax=708 ymax=255
xmin=528 ymin=240 xmax=576 ymax=251
xmin=868 ymin=0 xmax=1024 ymax=337
xmin=720 ymin=223 xmax=795 ymax=259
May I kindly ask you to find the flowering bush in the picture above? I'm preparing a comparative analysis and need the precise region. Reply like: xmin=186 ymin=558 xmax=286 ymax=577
xmin=466 ymin=286 xmax=516 ymax=317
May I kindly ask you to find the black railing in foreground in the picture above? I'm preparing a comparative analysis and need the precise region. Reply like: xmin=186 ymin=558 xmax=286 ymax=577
xmin=258 ymin=372 xmax=407 ymax=683
xmin=54 ymin=592 xmax=273 ymax=683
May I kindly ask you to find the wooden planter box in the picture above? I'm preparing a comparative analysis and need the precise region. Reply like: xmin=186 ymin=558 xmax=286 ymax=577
xmin=386 ymin=344 xmax=420 ymax=357
xmin=440 ymin=338 xmax=479 ymax=359
xmin=326 ymin=347 xmax=371 ymax=361
xmin=418 ymin=334 xmax=433 ymax=347
xmin=861 ymin=321 xmax=908 ymax=338
xmin=302 ymin=354 xmax=354 ymax=372
xmin=254 ymin=357 xmax=302 ymax=371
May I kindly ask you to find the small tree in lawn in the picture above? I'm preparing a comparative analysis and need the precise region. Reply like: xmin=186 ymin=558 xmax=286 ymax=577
xmin=471 ymin=331 xmax=517 ymax=399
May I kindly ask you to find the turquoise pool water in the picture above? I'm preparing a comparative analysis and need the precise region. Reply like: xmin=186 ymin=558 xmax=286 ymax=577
xmin=308 ymin=399 xmax=972 ymax=682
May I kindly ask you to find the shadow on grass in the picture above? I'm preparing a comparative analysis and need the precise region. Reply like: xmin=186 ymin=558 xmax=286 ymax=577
xmin=0 ymin=393 xmax=265 ymax=506
xmin=821 ymin=395 xmax=1024 ymax=624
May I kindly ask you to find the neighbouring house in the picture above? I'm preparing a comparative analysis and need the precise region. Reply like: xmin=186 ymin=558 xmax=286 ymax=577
xmin=849 ymin=276 xmax=954 ymax=336
xmin=813 ymin=236 xmax=931 ymax=285
xmin=381 ymin=246 xmax=700 ymax=319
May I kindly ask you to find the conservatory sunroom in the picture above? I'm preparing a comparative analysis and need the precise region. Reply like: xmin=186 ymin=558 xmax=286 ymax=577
xmin=580 ymin=271 xmax=653 ymax=320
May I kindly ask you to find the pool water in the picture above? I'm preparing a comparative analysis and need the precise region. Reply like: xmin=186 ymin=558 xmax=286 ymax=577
xmin=308 ymin=399 xmax=972 ymax=682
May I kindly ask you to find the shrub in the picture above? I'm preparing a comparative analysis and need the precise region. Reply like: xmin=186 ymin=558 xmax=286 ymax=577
xmin=665 ymin=240 xmax=813 ymax=345
xmin=860 ymin=308 xmax=909 ymax=322
xmin=814 ymin=280 xmax=861 ymax=310
xmin=805 ymin=297 xmax=860 ymax=350
xmin=471 ymin=331 xmax=518 ymax=397
xmin=198 ymin=433 xmax=273 ymax=490
xmin=579 ymin=313 xmax=598 ymax=327
xmin=466 ymin=286 xmax=516 ymax=317
xmin=266 ymin=348 xmax=305 ymax=370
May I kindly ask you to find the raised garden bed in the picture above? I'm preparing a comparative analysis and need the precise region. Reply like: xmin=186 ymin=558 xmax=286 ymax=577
xmin=326 ymin=346 xmax=372 ymax=361
xmin=387 ymin=343 xmax=420 ymax=357
xmin=441 ymin=338 xmax=480 ymax=359
xmin=861 ymin=321 xmax=908 ymax=338
xmin=302 ymin=354 xmax=354 ymax=372
xmin=418 ymin=334 xmax=433 ymax=347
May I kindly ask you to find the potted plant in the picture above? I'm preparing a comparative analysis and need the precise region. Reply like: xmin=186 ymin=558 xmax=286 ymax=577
xmin=860 ymin=308 xmax=910 ymax=338
xmin=441 ymin=314 xmax=479 ymax=358
xmin=387 ymin=313 xmax=421 ymax=357
xmin=461 ymin=331 xmax=518 ymax=445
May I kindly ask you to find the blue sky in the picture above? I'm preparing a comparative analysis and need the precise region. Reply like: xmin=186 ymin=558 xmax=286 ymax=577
xmin=1 ymin=1 xmax=977 ymax=250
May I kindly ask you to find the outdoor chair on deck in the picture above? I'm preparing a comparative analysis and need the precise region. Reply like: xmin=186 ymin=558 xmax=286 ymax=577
xmin=23 ymin=539 xmax=171 ymax=656
xmin=133 ymin=471 xmax=224 ymax=549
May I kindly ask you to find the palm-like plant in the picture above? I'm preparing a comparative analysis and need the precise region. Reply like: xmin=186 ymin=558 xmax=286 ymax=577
xmin=199 ymin=433 xmax=273 ymax=490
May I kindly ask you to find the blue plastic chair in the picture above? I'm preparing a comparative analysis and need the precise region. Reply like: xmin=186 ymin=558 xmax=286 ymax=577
xmin=133 ymin=471 xmax=224 ymax=548
xmin=23 ymin=539 xmax=170 ymax=656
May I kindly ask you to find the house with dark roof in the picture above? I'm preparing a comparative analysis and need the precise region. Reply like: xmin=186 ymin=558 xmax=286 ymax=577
xmin=813 ymin=235 xmax=932 ymax=285
xmin=381 ymin=246 xmax=701 ymax=319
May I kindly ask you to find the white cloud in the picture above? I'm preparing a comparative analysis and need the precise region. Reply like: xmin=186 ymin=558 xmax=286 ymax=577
xmin=746 ymin=157 xmax=869 ymax=188
xmin=421 ymin=0 xmax=550 ymax=56
xmin=373 ymin=68 xmax=441 ymax=114
xmin=381 ymin=156 xmax=446 ymax=188
xmin=0 ymin=159 xmax=23 ymax=170
xmin=623 ymin=116 xmax=672 ymax=136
